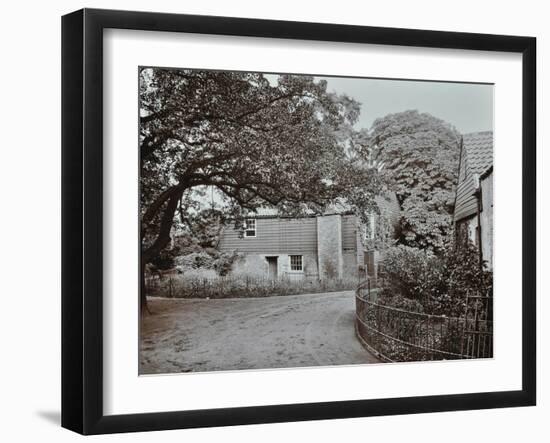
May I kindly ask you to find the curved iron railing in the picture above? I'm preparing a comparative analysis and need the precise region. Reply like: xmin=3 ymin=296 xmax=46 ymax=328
xmin=355 ymin=280 xmax=493 ymax=362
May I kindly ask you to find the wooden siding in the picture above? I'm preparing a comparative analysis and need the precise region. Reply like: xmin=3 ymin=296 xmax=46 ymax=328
xmin=219 ymin=217 xmax=318 ymax=254
xmin=219 ymin=214 xmax=361 ymax=255
xmin=454 ymin=131 xmax=493 ymax=223
xmin=454 ymin=174 xmax=478 ymax=221
xmin=341 ymin=215 xmax=359 ymax=250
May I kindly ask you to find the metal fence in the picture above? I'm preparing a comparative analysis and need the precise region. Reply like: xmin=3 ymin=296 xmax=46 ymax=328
xmin=355 ymin=280 xmax=493 ymax=362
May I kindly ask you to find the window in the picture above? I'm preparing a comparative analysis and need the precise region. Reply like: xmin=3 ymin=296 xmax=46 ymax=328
xmin=290 ymin=255 xmax=303 ymax=271
xmin=244 ymin=218 xmax=256 ymax=237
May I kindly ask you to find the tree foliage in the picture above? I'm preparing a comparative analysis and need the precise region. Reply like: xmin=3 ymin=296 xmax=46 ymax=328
xmin=139 ymin=68 xmax=381 ymax=307
xmin=364 ymin=110 xmax=461 ymax=252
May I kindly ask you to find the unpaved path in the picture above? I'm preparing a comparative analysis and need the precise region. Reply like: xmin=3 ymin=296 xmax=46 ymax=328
xmin=140 ymin=291 xmax=379 ymax=374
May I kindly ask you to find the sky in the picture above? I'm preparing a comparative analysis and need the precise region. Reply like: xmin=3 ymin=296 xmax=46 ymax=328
xmin=266 ymin=74 xmax=494 ymax=135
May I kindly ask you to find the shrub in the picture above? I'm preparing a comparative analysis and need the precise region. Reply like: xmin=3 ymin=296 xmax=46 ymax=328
xmin=174 ymin=250 xmax=242 ymax=276
xmin=150 ymin=275 xmax=358 ymax=299
xmin=212 ymin=251 xmax=242 ymax=276
xmin=150 ymin=248 xmax=179 ymax=270
xmin=175 ymin=251 xmax=215 ymax=270
xmin=180 ymin=268 xmax=219 ymax=280
xmin=381 ymin=242 xmax=492 ymax=316
xmin=381 ymin=245 xmax=444 ymax=302
xmin=377 ymin=294 xmax=424 ymax=313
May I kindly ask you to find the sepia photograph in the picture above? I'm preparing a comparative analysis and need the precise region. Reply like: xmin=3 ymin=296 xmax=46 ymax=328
xmin=138 ymin=67 xmax=494 ymax=374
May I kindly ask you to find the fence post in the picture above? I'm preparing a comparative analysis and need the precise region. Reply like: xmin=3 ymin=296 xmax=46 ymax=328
xmin=169 ymin=277 xmax=173 ymax=298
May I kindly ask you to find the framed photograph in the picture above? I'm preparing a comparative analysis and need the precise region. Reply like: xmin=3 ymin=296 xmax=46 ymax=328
xmin=61 ymin=8 xmax=536 ymax=435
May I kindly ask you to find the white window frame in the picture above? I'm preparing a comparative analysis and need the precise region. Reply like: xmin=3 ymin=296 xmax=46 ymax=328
xmin=289 ymin=255 xmax=303 ymax=272
xmin=243 ymin=218 xmax=256 ymax=238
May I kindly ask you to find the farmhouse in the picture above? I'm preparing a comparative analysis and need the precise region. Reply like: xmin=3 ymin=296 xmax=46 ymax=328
xmin=218 ymin=207 xmax=366 ymax=281
xmin=453 ymin=130 xmax=494 ymax=269
xmin=218 ymin=191 xmax=402 ymax=282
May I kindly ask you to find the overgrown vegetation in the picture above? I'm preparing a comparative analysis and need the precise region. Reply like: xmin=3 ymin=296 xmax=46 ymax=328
xmin=359 ymin=110 xmax=461 ymax=253
xmin=379 ymin=242 xmax=493 ymax=317
xmin=147 ymin=210 xmax=242 ymax=279
xmin=147 ymin=275 xmax=358 ymax=299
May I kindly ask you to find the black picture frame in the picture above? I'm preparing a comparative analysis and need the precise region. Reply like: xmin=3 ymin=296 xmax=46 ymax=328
xmin=61 ymin=8 xmax=536 ymax=435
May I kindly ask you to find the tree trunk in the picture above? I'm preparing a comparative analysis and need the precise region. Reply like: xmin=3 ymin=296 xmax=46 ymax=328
xmin=140 ymin=260 xmax=149 ymax=314
xmin=140 ymin=187 xmax=186 ymax=312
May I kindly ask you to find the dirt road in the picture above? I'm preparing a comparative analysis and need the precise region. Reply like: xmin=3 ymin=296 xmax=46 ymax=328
xmin=140 ymin=291 xmax=379 ymax=374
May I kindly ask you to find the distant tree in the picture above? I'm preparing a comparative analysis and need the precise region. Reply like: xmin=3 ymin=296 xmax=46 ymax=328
xmin=139 ymin=68 xmax=380 ymax=310
xmin=364 ymin=110 xmax=461 ymax=252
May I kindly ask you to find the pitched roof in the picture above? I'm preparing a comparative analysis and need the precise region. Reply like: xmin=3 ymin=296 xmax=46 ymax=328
xmin=251 ymin=207 xmax=281 ymax=217
xmin=462 ymin=131 xmax=493 ymax=177
xmin=247 ymin=200 xmax=353 ymax=219
xmin=453 ymin=131 xmax=493 ymax=222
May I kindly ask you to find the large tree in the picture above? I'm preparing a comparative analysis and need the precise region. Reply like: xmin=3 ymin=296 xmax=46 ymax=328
xmin=140 ymin=68 xmax=380 ymax=310
xmin=363 ymin=110 xmax=461 ymax=252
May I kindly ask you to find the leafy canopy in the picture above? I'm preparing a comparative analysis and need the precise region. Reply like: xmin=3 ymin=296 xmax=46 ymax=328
xmin=140 ymin=68 xmax=380 ymax=265
xmin=364 ymin=110 xmax=461 ymax=252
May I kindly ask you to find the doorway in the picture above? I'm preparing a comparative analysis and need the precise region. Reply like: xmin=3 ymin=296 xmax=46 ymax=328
xmin=266 ymin=256 xmax=278 ymax=280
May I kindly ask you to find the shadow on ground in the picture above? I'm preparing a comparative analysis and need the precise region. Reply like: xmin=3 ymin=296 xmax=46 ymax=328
xmin=36 ymin=410 xmax=60 ymax=426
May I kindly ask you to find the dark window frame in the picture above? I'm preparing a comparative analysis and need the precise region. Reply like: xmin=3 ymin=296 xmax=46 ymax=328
xmin=244 ymin=218 xmax=256 ymax=238
xmin=289 ymin=255 xmax=303 ymax=271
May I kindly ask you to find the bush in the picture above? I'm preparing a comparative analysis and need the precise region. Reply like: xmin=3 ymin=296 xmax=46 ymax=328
xmin=377 ymin=294 xmax=424 ymax=313
xmin=149 ymin=275 xmax=358 ymax=299
xmin=180 ymin=268 xmax=219 ymax=280
xmin=175 ymin=251 xmax=215 ymax=270
xmin=381 ymin=242 xmax=492 ymax=316
xmin=381 ymin=245 xmax=448 ymax=309
xmin=150 ymin=248 xmax=179 ymax=270
xmin=174 ymin=250 xmax=242 ymax=276
xmin=212 ymin=251 xmax=242 ymax=276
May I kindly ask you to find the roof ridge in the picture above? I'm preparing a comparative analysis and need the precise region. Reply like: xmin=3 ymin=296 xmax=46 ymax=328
xmin=463 ymin=130 xmax=493 ymax=137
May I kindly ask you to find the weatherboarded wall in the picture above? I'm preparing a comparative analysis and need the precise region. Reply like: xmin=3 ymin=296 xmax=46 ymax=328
xmin=455 ymin=174 xmax=478 ymax=221
xmin=454 ymin=131 xmax=493 ymax=223
xmin=219 ymin=217 xmax=317 ymax=254
xmin=219 ymin=214 xmax=363 ymax=280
